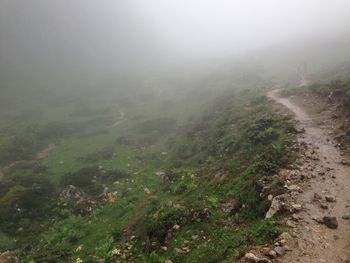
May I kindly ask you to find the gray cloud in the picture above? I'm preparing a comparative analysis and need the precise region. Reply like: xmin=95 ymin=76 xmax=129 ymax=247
xmin=1 ymin=0 xmax=350 ymax=86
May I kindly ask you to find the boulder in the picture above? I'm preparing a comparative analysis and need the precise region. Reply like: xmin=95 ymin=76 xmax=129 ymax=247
xmin=0 ymin=251 xmax=18 ymax=263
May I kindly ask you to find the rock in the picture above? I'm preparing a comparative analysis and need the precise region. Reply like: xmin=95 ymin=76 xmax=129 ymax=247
xmin=325 ymin=195 xmax=336 ymax=202
xmin=313 ymin=193 xmax=322 ymax=200
xmin=319 ymin=203 xmax=328 ymax=209
xmin=0 ymin=251 xmax=18 ymax=263
xmin=342 ymin=214 xmax=350 ymax=220
xmin=181 ymin=246 xmax=191 ymax=253
xmin=74 ymin=198 xmax=97 ymax=215
xmin=221 ymin=199 xmax=240 ymax=214
xmin=340 ymin=159 xmax=350 ymax=165
xmin=279 ymin=239 xmax=286 ymax=245
xmin=312 ymin=216 xmax=325 ymax=224
xmin=268 ymin=250 xmax=277 ymax=258
xmin=59 ymin=185 xmax=86 ymax=200
xmin=323 ymin=216 xmax=338 ymax=229
xmin=284 ymin=245 xmax=292 ymax=251
xmin=75 ymin=244 xmax=83 ymax=252
xmin=291 ymin=204 xmax=302 ymax=211
xmin=244 ymin=252 xmax=260 ymax=262
xmin=174 ymin=248 xmax=186 ymax=256
xmin=144 ymin=187 xmax=151 ymax=194
xmin=265 ymin=196 xmax=284 ymax=218
xmin=291 ymin=214 xmax=301 ymax=221
xmin=191 ymin=235 xmax=199 ymax=240
xmin=173 ymin=224 xmax=180 ymax=230
xmin=286 ymin=220 xmax=296 ymax=228
xmin=274 ymin=246 xmax=285 ymax=256
xmin=243 ymin=252 xmax=271 ymax=263
xmin=296 ymin=127 xmax=305 ymax=133
xmin=267 ymin=194 xmax=273 ymax=201
xmin=287 ymin=185 xmax=302 ymax=192
xmin=164 ymin=260 xmax=173 ymax=263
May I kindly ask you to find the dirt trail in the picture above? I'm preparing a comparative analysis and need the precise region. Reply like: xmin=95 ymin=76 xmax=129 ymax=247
xmin=110 ymin=110 xmax=127 ymax=128
xmin=36 ymin=143 xmax=56 ymax=160
xmin=267 ymin=89 xmax=350 ymax=263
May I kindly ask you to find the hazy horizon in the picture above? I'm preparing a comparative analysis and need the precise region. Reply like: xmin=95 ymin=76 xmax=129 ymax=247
xmin=1 ymin=0 xmax=350 ymax=88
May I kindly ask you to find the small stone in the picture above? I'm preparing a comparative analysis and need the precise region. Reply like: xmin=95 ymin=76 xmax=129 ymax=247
xmin=292 ymin=204 xmax=302 ymax=211
xmin=274 ymin=246 xmax=285 ymax=256
xmin=325 ymin=195 xmax=336 ymax=202
xmin=279 ymin=239 xmax=286 ymax=245
xmin=323 ymin=216 xmax=338 ymax=229
xmin=174 ymin=248 xmax=186 ymax=256
xmin=292 ymin=214 xmax=302 ymax=221
xmin=173 ymin=224 xmax=180 ymax=230
xmin=340 ymin=159 xmax=350 ymax=165
xmin=312 ymin=215 xmax=324 ymax=224
xmin=342 ymin=214 xmax=350 ymax=220
xmin=164 ymin=260 xmax=173 ymax=263
xmin=244 ymin=252 xmax=260 ymax=262
xmin=313 ymin=193 xmax=322 ymax=200
xmin=286 ymin=220 xmax=296 ymax=228
xmin=268 ymin=250 xmax=277 ymax=258
xmin=284 ymin=245 xmax=292 ymax=251
xmin=320 ymin=203 xmax=329 ymax=209
xmin=287 ymin=185 xmax=302 ymax=192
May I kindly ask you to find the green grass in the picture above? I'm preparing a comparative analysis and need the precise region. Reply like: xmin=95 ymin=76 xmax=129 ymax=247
xmin=0 ymin=85 xmax=297 ymax=263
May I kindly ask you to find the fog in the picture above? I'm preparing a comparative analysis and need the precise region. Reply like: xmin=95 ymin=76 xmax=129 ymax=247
xmin=1 ymin=0 xmax=350 ymax=89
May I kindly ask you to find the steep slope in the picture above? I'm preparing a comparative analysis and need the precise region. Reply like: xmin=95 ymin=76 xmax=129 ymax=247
xmin=0 ymin=87 xmax=298 ymax=262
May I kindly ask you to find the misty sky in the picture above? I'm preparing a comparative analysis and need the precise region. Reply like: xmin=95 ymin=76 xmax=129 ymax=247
xmin=1 ymin=0 xmax=350 ymax=82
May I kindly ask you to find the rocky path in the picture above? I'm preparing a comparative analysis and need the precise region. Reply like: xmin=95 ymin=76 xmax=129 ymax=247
xmin=267 ymin=89 xmax=350 ymax=263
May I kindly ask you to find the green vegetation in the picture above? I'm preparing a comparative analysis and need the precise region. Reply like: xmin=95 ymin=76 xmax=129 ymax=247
xmin=0 ymin=83 xmax=297 ymax=262
xmin=283 ymin=79 xmax=350 ymax=97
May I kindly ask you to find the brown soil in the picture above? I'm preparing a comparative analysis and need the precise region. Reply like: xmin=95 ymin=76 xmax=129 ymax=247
xmin=267 ymin=89 xmax=350 ymax=262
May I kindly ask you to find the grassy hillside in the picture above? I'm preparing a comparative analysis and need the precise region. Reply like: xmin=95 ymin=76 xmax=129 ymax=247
xmin=0 ymin=77 xmax=297 ymax=262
